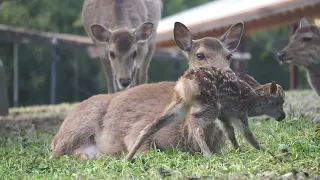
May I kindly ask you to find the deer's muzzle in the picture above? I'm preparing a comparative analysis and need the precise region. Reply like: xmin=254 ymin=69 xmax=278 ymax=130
xmin=276 ymin=112 xmax=286 ymax=121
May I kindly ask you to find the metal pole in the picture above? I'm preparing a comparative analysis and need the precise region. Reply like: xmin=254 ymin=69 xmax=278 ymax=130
xmin=13 ymin=43 xmax=18 ymax=107
xmin=0 ymin=59 xmax=8 ymax=116
xmin=50 ymin=38 xmax=58 ymax=104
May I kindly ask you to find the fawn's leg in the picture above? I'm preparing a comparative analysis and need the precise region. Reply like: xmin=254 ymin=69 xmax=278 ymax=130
xmin=189 ymin=117 xmax=212 ymax=156
xmin=232 ymin=115 xmax=264 ymax=151
xmin=189 ymin=103 xmax=221 ymax=156
xmin=219 ymin=117 xmax=240 ymax=150
xmin=125 ymin=100 xmax=188 ymax=161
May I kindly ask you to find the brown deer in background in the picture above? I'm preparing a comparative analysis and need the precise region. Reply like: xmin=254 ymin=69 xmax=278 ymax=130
xmin=278 ymin=17 xmax=320 ymax=123
xmin=82 ymin=0 xmax=162 ymax=93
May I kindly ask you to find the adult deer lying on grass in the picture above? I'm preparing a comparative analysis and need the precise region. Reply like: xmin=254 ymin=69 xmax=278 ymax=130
xmin=277 ymin=17 xmax=320 ymax=123
xmin=50 ymin=21 xmax=244 ymax=159
xmin=82 ymin=0 xmax=162 ymax=93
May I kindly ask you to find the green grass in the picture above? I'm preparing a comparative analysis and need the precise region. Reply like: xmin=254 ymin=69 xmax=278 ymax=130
xmin=0 ymin=116 xmax=319 ymax=179
xmin=0 ymin=90 xmax=319 ymax=179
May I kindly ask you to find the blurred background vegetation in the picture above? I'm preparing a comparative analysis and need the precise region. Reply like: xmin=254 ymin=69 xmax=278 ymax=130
xmin=0 ymin=0 xmax=309 ymax=107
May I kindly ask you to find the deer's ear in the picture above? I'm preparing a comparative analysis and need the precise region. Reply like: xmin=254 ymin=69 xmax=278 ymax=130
xmin=134 ymin=22 xmax=154 ymax=42
xmin=90 ymin=24 xmax=111 ymax=42
xmin=238 ymin=72 xmax=261 ymax=89
xmin=174 ymin=22 xmax=193 ymax=52
xmin=220 ymin=22 xmax=244 ymax=51
xmin=299 ymin=17 xmax=309 ymax=27
xmin=269 ymin=81 xmax=278 ymax=94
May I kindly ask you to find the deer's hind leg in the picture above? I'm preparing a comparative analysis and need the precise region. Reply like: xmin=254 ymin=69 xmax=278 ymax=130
xmin=124 ymin=127 xmax=153 ymax=157
xmin=125 ymin=99 xmax=188 ymax=161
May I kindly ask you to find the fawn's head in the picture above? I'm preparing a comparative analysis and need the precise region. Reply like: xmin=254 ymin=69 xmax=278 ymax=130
xmin=90 ymin=22 xmax=154 ymax=89
xmin=238 ymin=73 xmax=285 ymax=121
xmin=278 ymin=18 xmax=320 ymax=67
xmin=173 ymin=22 xmax=244 ymax=69
xmin=254 ymin=81 xmax=286 ymax=121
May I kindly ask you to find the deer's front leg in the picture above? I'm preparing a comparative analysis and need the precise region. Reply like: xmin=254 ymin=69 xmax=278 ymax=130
xmin=100 ymin=57 xmax=117 ymax=93
xmin=232 ymin=114 xmax=264 ymax=151
xmin=219 ymin=117 xmax=240 ymax=150
xmin=190 ymin=118 xmax=212 ymax=156
xmin=138 ymin=43 xmax=155 ymax=85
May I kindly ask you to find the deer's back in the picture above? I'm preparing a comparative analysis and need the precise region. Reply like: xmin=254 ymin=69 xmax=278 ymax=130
xmin=102 ymin=81 xmax=176 ymax=134
xmin=219 ymin=79 xmax=255 ymax=118
xmin=82 ymin=0 xmax=161 ymax=33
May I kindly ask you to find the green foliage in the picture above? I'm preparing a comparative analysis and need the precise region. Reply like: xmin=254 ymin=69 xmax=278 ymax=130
xmin=0 ymin=90 xmax=319 ymax=178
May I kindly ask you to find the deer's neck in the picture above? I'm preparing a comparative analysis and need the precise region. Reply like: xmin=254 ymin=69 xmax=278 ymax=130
xmin=306 ymin=63 xmax=320 ymax=96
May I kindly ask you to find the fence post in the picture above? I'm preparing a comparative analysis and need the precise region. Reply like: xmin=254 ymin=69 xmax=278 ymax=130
xmin=50 ymin=38 xmax=58 ymax=104
xmin=0 ymin=59 xmax=9 ymax=116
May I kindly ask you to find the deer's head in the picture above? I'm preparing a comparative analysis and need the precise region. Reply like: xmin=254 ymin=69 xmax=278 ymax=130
xmin=278 ymin=18 xmax=320 ymax=67
xmin=90 ymin=22 xmax=154 ymax=89
xmin=254 ymin=81 xmax=286 ymax=121
xmin=173 ymin=22 xmax=244 ymax=69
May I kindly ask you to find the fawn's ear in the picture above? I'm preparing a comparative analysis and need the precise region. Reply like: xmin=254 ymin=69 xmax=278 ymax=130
xmin=174 ymin=22 xmax=193 ymax=52
xmin=220 ymin=22 xmax=244 ymax=51
xmin=299 ymin=17 xmax=309 ymax=27
xmin=269 ymin=81 xmax=278 ymax=94
xmin=90 ymin=24 xmax=111 ymax=42
xmin=238 ymin=72 xmax=261 ymax=89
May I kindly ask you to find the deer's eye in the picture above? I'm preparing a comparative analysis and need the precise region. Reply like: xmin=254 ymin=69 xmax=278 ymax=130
xmin=196 ymin=53 xmax=206 ymax=61
xmin=227 ymin=54 xmax=232 ymax=61
xmin=302 ymin=37 xmax=312 ymax=42
xmin=132 ymin=51 xmax=137 ymax=59
xmin=109 ymin=51 xmax=115 ymax=59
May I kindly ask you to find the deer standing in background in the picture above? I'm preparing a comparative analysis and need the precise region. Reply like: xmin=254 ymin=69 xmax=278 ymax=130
xmin=278 ymin=17 xmax=320 ymax=123
xmin=82 ymin=0 xmax=162 ymax=93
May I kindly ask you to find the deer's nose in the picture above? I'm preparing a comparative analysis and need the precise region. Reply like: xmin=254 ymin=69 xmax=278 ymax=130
xmin=276 ymin=112 xmax=286 ymax=121
xmin=277 ymin=51 xmax=285 ymax=61
xmin=119 ymin=78 xmax=131 ymax=88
